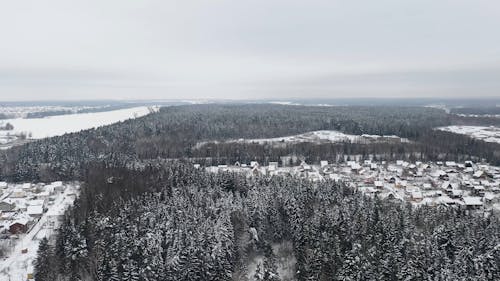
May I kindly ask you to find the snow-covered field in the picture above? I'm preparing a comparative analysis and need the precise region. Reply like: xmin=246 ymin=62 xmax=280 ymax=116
xmin=195 ymin=130 xmax=409 ymax=149
xmin=437 ymin=125 xmax=500 ymax=144
xmin=236 ymin=130 xmax=408 ymax=144
xmin=0 ymin=106 xmax=157 ymax=148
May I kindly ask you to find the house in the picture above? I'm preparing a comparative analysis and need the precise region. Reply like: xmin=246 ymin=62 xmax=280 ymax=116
xmin=329 ymin=174 xmax=341 ymax=181
xmin=27 ymin=205 xmax=44 ymax=218
xmin=0 ymin=182 xmax=7 ymax=189
xmin=472 ymin=186 xmax=486 ymax=197
xmin=439 ymin=196 xmax=457 ymax=206
xmin=483 ymin=193 xmax=496 ymax=204
xmin=193 ymin=164 xmax=201 ymax=169
xmin=491 ymin=186 xmax=500 ymax=194
xmin=251 ymin=166 xmax=262 ymax=177
xmin=217 ymin=165 xmax=228 ymax=171
xmin=9 ymin=219 xmax=29 ymax=234
xmin=462 ymin=197 xmax=483 ymax=210
xmin=422 ymin=183 xmax=432 ymax=190
xmin=422 ymin=164 xmax=432 ymax=170
xmin=442 ymin=182 xmax=459 ymax=191
xmin=51 ymin=181 xmax=65 ymax=193
xmin=370 ymin=163 xmax=378 ymax=170
xmin=307 ymin=171 xmax=323 ymax=182
xmin=439 ymin=173 xmax=450 ymax=181
xmin=465 ymin=161 xmax=473 ymax=168
xmin=388 ymin=177 xmax=396 ymax=184
xmin=268 ymin=162 xmax=279 ymax=171
xmin=473 ymin=170 xmax=485 ymax=179
xmin=381 ymin=192 xmax=397 ymax=200
xmin=36 ymin=191 xmax=50 ymax=200
xmin=411 ymin=191 xmax=423 ymax=202
xmin=300 ymin=161 xmax=312 ymax=171
xmin=462 ymin=180 xmax=472 ymax=188
xmin=0 ymin=201 xmax=15 ymax=212
xmin=349 ymin=162 xmax=362 ymax=171
xmin=10 ymin=189 xmax=26 ymax=198
xmin=363 ymin=186 xmax=380 ymax=195
xmin=364 ymin=177 xmax=375 ymax=184
xmin=374 ymin=181 xmax=384 ymax=189
xmin=29 ymin=199 xmax=46 ymax=208
xmin=234 ymin=161 xmax=241 ymax=167
xmin=445 ymin=161 xmax=457 ymax=167
xmin=250 ymin=161 xmax=259 ymax=168
xmin=450 ymin=189 xmax=463 ymax=199
xmin=396 ymin=180 xmax=408 ymax=188
xmin=320 ymin=160 xmax=329 ymax=168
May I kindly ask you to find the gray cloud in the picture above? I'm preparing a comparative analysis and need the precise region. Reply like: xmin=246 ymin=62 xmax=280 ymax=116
xmin=0 ymin=0 xmax=499 ymax=100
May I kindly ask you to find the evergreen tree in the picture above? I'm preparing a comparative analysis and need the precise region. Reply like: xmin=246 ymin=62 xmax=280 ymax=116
xmin=34 ymin=237 xmax=56 ymax=281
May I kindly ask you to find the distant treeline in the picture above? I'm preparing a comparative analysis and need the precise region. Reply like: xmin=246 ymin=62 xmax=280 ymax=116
xmin=0 ymin=104 xmax=499 ymax=182
xmin=25 ymin=105 xmax=139 ymax=119
xmin=451 ymin=107 xmax=500 ymax=116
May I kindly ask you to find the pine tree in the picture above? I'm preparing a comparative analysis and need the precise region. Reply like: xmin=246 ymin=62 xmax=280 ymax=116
xmin=34 ymin=237 xmax=56 ymax=281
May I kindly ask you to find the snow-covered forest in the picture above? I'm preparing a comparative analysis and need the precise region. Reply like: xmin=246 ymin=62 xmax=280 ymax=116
xmin=34 ymin=162 xmax=499 ymax=280
xmin=0 ymin=104 xmax=498 ymax=280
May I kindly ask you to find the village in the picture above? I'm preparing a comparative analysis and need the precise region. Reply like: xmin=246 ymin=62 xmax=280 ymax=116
xmin=0 ymin=181 xmax=79 ymax=280
xmin=206 ymin=159 xmax=500 ymax=212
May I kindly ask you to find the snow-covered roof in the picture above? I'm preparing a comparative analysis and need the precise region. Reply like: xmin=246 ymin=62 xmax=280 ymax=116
xmin=462 ymin=197 xmax=483 ymax=206
xmin=11 ymin=218 xmax=29 ymax=226
xmin=27 ymin=205 xmax=44 ymax=215
xmin=411 ymin=191 xmax=423 ymax=199
xmin=445 ymin=161 xmax=457 ymax=167
xmin=473 ymin=170 xmax=484 ymax=178
xmin=439 ymin=196 xmax=456 ymax=204
xmin=28 ymin=199 xmax=45 ymax=206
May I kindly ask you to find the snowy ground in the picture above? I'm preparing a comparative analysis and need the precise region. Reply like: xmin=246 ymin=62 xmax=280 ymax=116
xmin=0 ymin=106 xmax=157 ymax=148
xmin=437 ymin=125 xmax=500 ymax=144
xmin=236 ymin=130 xmax=408 ymax=145
xmin=0 ymin=183 xmax=79 ymax=281
xmin=196 ymin=130 xmax=408 ymax=149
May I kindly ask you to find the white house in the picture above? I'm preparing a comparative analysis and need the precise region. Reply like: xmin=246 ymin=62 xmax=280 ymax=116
xmin=27 ymin=205 xmax=44 ymax=218
xmin=462 ymin=197 xmax=483 ymax=209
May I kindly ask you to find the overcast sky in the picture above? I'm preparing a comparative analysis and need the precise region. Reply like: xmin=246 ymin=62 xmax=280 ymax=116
xmin=1 ymin=0 xmax=500 ymax=101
